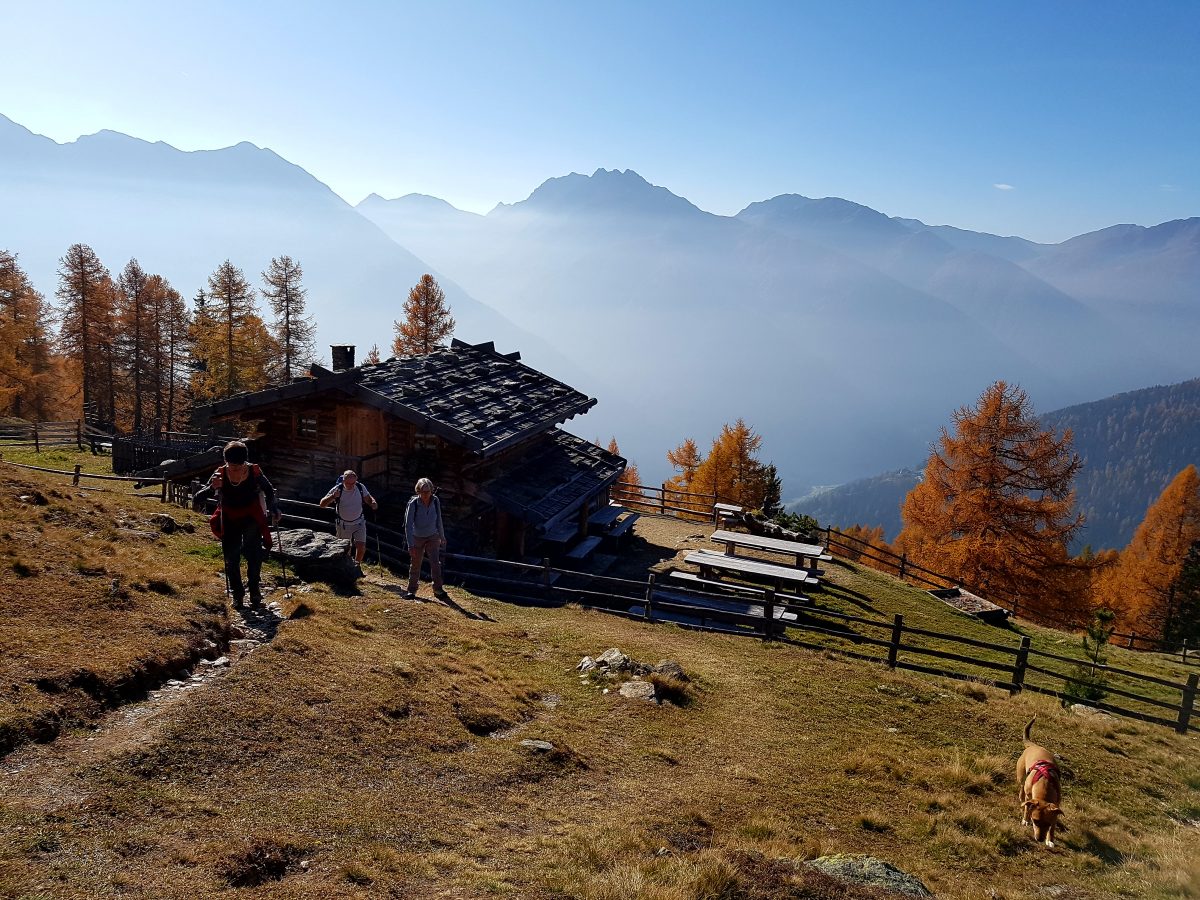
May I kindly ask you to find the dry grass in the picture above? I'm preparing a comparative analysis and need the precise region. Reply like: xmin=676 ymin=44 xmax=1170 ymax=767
xmin=1 ymin=469 xmax=1199 ymax=898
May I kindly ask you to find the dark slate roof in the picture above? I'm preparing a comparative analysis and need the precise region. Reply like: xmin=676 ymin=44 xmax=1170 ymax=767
xmin=200 ymin=340 xmax=596 ymax=457
xmin=483 ymin=430 xmax=625 ymax=530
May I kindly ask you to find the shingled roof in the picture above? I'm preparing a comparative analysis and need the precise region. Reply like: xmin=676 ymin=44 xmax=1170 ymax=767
xmin=199 ymin=340 xmax=597 ymax=457
xmin=482 ymin=430 xmax=625 ymax=531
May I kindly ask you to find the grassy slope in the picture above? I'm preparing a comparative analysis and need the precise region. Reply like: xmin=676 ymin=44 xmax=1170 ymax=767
xmin=1 ymin=459 xmax=1199 ymax=899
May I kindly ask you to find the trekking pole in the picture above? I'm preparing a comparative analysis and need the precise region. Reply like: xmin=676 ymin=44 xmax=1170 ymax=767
xmin=276 ymin=522 xmax=290 ymax=600
xmin=374 ymin=508 xmax=383 ymax=574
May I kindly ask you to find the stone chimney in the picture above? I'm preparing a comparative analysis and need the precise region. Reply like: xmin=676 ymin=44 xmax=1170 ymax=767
xmin=330 ymin=345 xmax=355 ymax=372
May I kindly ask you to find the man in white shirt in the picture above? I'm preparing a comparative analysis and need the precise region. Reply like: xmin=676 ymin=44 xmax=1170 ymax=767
xmin=319 ymin=469 xmax=378 ymax=563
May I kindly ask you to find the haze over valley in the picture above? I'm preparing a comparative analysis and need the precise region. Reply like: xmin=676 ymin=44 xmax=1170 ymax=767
xmin=2 ymin=113 xmax=1197 ymax=500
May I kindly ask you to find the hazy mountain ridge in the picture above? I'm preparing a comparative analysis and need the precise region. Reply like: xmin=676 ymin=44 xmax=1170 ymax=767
xmin=790 ymin=377 xmax=1200 ymax=552
xmin=359 ymin=168 xmax=1197 ymax=486
xmin=2 ymin=113 xmax=1195 ymax=494
xmin=0 ymin=114 xmax=559 ymax=377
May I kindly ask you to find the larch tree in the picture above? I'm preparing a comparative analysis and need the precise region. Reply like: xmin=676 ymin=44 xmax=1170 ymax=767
xmin=666 ymin=438 xmax=703 ymax=491
xmin=691 ymin=419 xmax=773 ymax=510
xmin=899 ymin=381 xmax=1085 ymax=620
xmin=262 ymin=255 xmax=315 ymax=381
xmin=607 ymin=437 xmax=641 ymax=502
xmin=1097 ymin=465 xmax=1200 ymax=642
xmin=0 ymin=250 xmax=60 ymax=419
xmin=115 ymin=258 xmax=155 ymax=431
xmin=393 ymin=274 xmax=455 ymax=356
xmin=56 ymin=243 xmax=117 ymax=426
xmin=158 ymin=278 xmax=191 ymax=430
xmin=363 ymin=344 xmax=382 ymax=365
xmin=191 ymin=260 xmax=272 ymax=400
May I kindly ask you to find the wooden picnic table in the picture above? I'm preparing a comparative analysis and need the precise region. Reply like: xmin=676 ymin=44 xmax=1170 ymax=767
xmin=587 ymin=502 xmax=624 ymax=528
xmin=710 ymin=529 xmax=831 ymax=570
xmin=684 ymin=550 xmax=820 ymax=591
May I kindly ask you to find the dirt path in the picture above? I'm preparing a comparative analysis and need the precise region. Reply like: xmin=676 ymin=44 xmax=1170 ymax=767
xmin=0 ymin=590 xmax=289 ymax=812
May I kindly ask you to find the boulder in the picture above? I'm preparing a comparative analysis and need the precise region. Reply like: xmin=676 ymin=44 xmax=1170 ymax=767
xmin=520 ymin=739 xmax=555 ymax=753
xmin=577 ymin=656 xmax=598 ymax=673
xmin=806 ymin=855 xmax=931 ymax=897
xmin=597 ymin=648 xmax=631 ymax=671
xmin=619 ymin=680 xmax=658 ymax=702
xmin=272 ymin=529 xmax=358 ymax=586
xmin=653 ymin=660 xmax=687 ymax=680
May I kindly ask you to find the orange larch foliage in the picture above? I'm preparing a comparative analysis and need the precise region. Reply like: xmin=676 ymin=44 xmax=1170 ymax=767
xmin=1097 ymin=465 xmax=1200 ymax=641
xmin=898 ymin=381 xmax=1087 ymax=622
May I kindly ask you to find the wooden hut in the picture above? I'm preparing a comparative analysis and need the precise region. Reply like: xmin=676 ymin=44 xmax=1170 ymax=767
xmin=191 ymin=339 xmax=625 ymax=558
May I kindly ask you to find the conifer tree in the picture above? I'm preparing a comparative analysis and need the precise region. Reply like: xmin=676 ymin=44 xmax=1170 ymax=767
xmin=1098 ymin=465 xmax=1200 ymax=641
xmin=191 ymin=260 xmax=273 ymax=400
xmin=262 ymin=255 xmax=315 ymax=381
xmin=363 ymin=344 xmax=382 ymax=365
xmin=666 ymin=438 xmax=703 ymax=491
xmin=393 ymin=274 xmax=454 ymax=356
xmin=56 ymin=244 xmax=117 ymax=426
xmin=0 ymin=250 xmax=60 ymax=419
xmin=159 ymin=279 xmax=191 ymax=430
xmin=115 ymin=258 xmax=155 ymax=431
xmin=691 ymin=419 xmax=772 ymax=509
xmin=899 ymin=381 xmax=1085 ymax=619
xmin=608 ymin=437 xmax=642 ymax=502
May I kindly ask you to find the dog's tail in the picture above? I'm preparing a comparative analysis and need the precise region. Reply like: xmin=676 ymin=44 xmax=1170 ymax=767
xmin=1024 ymin=717 xmax=1036 ymax=745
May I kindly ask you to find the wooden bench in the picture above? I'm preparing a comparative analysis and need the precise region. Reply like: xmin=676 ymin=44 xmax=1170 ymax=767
xmin=685 ymin=550 xmax=821 ymax=589
xmin=606 ymin=512 xmax=640 ymax=541
xmin=710 ymin=529 xmax=831 ymax=570
xmin=713 ymin=502 xmax=743 ymax=524
xmin=668 ymin=570 xmax=811 ymax=604
xmin=587 ymin=502 xmax=624 ymax=530
xmin=564 ymin=535 xmax=603 ymax=561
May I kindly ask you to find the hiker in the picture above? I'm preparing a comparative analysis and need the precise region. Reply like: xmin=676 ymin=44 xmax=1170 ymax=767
xmin=404 ymin=477 xmax=446 ymax=600
xmin=318 ymin=469 xmax=378 ymax=564
xmin=203 ymin=440 xmax=280 ymax=608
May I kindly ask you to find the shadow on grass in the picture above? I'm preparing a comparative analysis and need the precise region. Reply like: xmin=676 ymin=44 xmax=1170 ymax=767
xmin=1071 ymin=830 xmax=1126 ymax=866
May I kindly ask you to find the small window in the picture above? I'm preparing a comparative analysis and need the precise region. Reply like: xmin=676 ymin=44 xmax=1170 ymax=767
xmin=414 ymin=434 xmax=439 ymax=452
xmin=297 ymin=414 xmax=318 ymax=439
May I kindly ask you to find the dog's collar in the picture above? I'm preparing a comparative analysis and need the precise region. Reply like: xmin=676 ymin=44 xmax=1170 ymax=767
xmin=1029 ymin=760 xmax=1059 ymax=786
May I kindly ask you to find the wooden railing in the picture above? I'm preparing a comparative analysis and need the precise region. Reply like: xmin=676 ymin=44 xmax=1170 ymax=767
xmin=0 ymin=420 xmax=85 ymax=451
xmin=8 ymin=460 xmax=1197 ymax=735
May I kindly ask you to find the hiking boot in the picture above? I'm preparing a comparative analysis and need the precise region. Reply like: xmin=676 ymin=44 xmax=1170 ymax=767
xmin=433 ymin=588 xmax=449 ymax=600
xmin=249 ymin=589 xmax=264 ymax=608
xmin=231 ymin=592 xmax=246 ymax=609
xmin=403 ymin=589 xmax=417 ymax=600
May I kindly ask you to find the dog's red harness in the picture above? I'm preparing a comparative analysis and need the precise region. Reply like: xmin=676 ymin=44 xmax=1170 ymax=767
xmin=1029 ymin=760 xmax=1059 ymax=786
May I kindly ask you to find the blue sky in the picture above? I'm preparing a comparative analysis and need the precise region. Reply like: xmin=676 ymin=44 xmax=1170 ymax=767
xmin=3 ymin=0 xmax=1196 ymax=242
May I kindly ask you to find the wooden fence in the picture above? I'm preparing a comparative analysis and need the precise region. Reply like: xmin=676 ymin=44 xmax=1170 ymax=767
xmin=6 ymin=460 xmax=1197 ymax=736
xmin=610 ymin=482 xmax=721 ymax=521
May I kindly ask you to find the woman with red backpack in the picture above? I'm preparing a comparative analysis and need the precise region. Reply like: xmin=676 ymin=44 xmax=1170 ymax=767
xmin=204 ymin=441 xmax=281 ymax=608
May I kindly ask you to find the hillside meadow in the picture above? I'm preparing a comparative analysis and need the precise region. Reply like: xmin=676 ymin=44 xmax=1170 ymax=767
xmin=2 ymin=455 xmax=1200 ymax=899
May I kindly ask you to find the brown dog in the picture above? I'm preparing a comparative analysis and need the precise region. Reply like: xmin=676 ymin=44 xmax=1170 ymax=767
xmin=1017 ymin=717 xmax=1066 ymax=847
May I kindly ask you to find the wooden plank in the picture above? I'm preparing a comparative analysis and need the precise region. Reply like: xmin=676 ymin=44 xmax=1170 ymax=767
xmin=607 ymin=512 xmax=640 ymax=539
xmin=710 ymin=529 xmax=827 ymax=559
xmin=564 ymin=535 xmax=603 ymax=560
xmin=587 ymin=503 xmax=624 ymax=527
xmin=684 ymin=550 xmax=820 ymax=586
xmin=668 ymin=571 xmax=810 ymax=603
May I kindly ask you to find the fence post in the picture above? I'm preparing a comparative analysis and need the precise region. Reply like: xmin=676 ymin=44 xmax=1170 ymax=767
xmin=1128 ymin=632 xmax=1136 ymax=650
xmin=1184 ymin=639 xmax=1190 ymax=665
xmin=33 ymin=426 xmax=39 ymax=453
xmin=75 ymin=421 xmax=82 ymax=450
xmin=660 ymin=482 xmax=666 ymax=516
xmin=1011 ymin=636 xmax=1031 ymax=694
xmin=72 ymin=464 xmax=81 ymax=486
xmin=644 ymin=574 xmax=655 ymax=622
xmin=899 ymin=552 xmax=907 ymax=579
xmin=887 ymin=614 xmax=904 ymax=668
xmin=763 ymin=587 xmax=776 ymax=640
xmin=542 ymin=557 xmax=552 ymax=600
xmin=1177 ymin=673 xmax=1199 ymax=735
xmin=160 ymin=478 xmax=168 ymax=503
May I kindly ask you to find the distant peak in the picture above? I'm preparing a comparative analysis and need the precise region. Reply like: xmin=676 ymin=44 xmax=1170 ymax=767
xmin=499 ymin=167 xmax=704 ymax=218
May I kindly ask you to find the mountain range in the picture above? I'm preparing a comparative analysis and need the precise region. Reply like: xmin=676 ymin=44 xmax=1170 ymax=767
xmin=793 ymin=377 xmax=1200 ymax=551
xmin=2 ymin=114 xmax=1196 ymax=497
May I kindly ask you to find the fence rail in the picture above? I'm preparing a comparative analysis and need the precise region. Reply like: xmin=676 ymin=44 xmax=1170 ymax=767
xmin=8 ymin=460 xmax=1198 ymax=735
